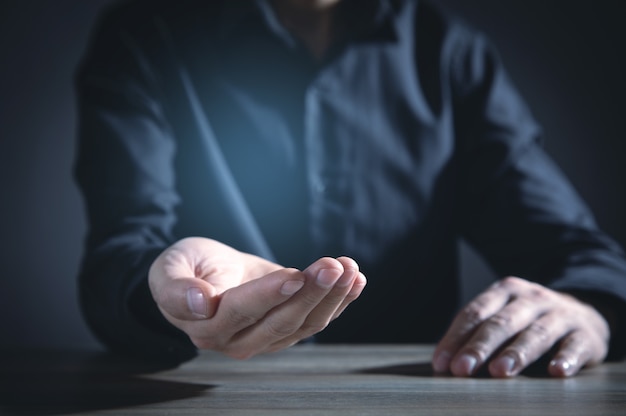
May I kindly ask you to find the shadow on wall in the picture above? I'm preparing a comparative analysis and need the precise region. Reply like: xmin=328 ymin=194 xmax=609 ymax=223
xmin=0 ymin=0 xmax=624 ymax=349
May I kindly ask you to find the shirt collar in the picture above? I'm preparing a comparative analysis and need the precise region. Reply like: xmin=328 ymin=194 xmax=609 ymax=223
xmin=340 ymin=0 xmax=399 ymax=42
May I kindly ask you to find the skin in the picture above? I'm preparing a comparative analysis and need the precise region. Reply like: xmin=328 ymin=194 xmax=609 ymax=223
xmin=148 ymin=0 xmax=613 ymax=376
xmin=149 ymin=237 xmax=366 ymax=359
xmin=432 ymin=277 xmax=610 ymax=378
xmin=149 ymin=238 xmax=611 ymax=376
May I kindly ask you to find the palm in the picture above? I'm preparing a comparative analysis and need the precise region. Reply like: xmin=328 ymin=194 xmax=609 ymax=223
xmin=164 ymin=237 xmax=282 ymax=296
xmin=149 ymin=236 xmax=365 ymax=359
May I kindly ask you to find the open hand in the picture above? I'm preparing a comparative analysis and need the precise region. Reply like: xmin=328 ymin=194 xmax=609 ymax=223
xmin=148 ymin=237 xmax=366 ymax=359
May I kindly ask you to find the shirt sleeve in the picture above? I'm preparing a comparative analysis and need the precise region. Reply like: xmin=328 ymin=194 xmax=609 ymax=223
xmin=74 ymin=6 xmax=196 ymax=364
xmin=449 ymin=29 xmax=626 ymax=359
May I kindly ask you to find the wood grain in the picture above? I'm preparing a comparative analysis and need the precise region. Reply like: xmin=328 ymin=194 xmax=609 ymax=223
xmin=1 ymin=345 xmax=624 ymax=415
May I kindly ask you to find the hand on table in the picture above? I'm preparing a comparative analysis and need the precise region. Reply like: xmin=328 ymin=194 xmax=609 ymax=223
xmin=149 ymin=237 xmax=366 ymax=359
xmin=432 ymin=276 xmax=610 ymax=378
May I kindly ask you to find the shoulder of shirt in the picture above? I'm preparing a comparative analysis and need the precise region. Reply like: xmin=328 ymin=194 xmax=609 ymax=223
xmin=386 ymin=0 xmax=503 ymax=94
xmin=379 ymin=0 xmax=487 ymax=51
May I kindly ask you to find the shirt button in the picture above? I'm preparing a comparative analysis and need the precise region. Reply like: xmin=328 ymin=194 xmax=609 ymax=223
xmin=313 ymin=178 xmax=326 ymax=193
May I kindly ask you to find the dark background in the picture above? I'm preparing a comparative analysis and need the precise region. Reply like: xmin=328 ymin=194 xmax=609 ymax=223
xmin=1 ymin=0 xmax=624 ymax=350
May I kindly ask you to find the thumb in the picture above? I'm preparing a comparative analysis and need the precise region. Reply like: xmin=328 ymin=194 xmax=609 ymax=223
xmin=150 ymin=276 xmax=219 ymax=321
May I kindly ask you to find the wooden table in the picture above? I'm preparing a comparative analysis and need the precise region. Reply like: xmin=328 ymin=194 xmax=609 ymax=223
xmin=1 ymin=344 xmax=625 ymax=415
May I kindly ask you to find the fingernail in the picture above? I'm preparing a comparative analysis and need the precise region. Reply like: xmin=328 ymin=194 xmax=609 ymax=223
xmin=186 ymin=287 xmax=208 ymax=318
xmin=280 ymin=280 xmax=305 ymax=295
xmin=492 ymin=355 xmax=517 ymax=377
xmin=336 ymin=268 xmax=356 ymax=288
xmin=316 ymin=268 xmax=341 ymax=288
xmin=455 ymin=354 xmax=478 ymax=376
xmin=433 ymin=350 xmax=451 ymax=373
xmin=550 ymin=358 xmax=575 ymax=377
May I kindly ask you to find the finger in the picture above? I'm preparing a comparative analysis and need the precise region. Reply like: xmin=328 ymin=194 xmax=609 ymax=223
xmin=331 ymin=271 xmax=367 ymax=320
xmin=449 ymin=296 xmax=547 ymax=377
xmin=305 ymin=256 xmax=359 ymax=322
xmin=148 ymin=247 xmax=221 ymax=321
xmin=226 ymin=257 xmax=345 ymax=358
xmin=188 ymin=267 xmax=306 ymax=350
xmin=150 ymin=275 xmax=219 ymax=321
xmin=148 ymin=251 xmax=218 ymax=321
xmin=548 ymin=330 xmax=606 ymax=377
xmin=432 ymin=281 xmax=511 ymax=373
xmin=488 ymin=312 xmax=566 ymax=377
xmin=268 ymin=257 xmax=362 ymax=351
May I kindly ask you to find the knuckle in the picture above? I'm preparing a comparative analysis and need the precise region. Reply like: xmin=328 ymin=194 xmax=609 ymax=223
xmin=461 ymin=303 xmax=488 ymax=327
xmin=526 ymin=284 xmax=552 ymax=302
xmin=320 ymin=291 xmax=344 ymax=306
xmin=264 ymin=319 xmax=299 ymax=338
xmin=484 ymin=313 xmax=513 ymax=330
xmin=526 ymin=321 xmax=552 ymax=342
xmin=299 ymin=291 xmax=323 ymax=307
xmin=501 ymin=276 xmax=523 ymax=287
xmin=224 ymin=308 xmax=259 ymax=328
xmin=462 ymin=343 xmax=491 ymax=361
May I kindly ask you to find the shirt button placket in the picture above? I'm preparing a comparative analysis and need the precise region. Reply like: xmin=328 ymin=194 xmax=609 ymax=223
xmin=304 ymin=87 xmax=324 ymax=196
xmin=304 ymin=83 xmax=331 ymax=246
xmin=313 ymin=176 xmax=326 ymax=194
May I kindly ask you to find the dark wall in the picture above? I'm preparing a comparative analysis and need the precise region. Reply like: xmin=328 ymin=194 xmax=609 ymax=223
xmin=0 ymin=0 xmax=113 ymax=349
xmin=1 ymin=0 xmax=624 ymax=349
xmin=436 ymin=0 xmax=626 ymax=300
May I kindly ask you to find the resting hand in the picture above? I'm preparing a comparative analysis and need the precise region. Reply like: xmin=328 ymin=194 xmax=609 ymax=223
xmin=149 ymin=237 xmax=366 ymax=359
xmin=432 ymin=276 xmax=610 ymax=377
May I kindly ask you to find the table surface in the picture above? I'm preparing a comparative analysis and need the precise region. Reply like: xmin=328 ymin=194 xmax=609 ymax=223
xmin=1 ymin=344 xmax=625 ymax=415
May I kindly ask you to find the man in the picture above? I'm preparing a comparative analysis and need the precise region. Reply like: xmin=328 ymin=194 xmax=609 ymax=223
xmin=75 ymin=0 xmax=626 ymax=377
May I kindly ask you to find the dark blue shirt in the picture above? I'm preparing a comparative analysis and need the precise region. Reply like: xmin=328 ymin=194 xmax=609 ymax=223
xmin=75 ymin=0 xmax=626 ymax=363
